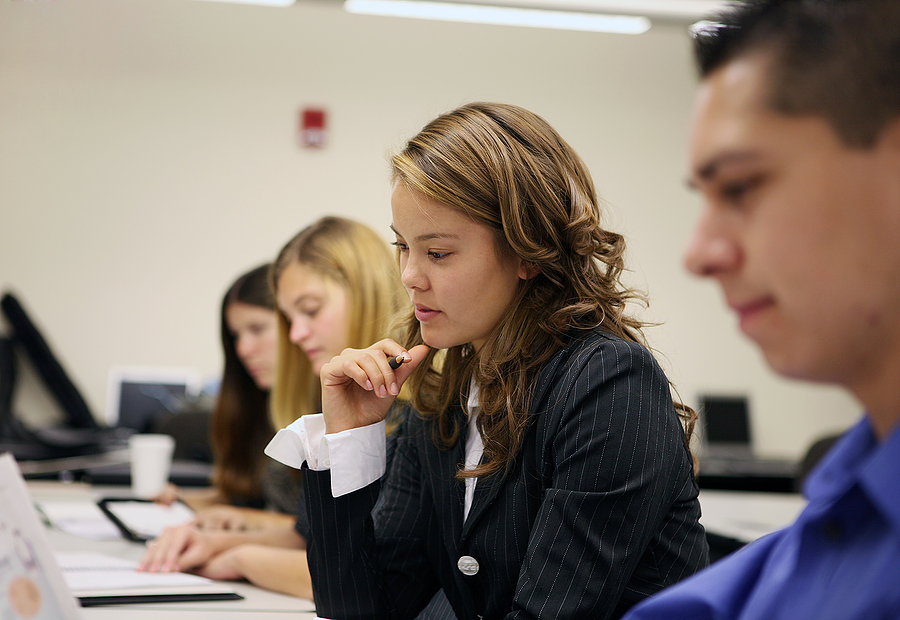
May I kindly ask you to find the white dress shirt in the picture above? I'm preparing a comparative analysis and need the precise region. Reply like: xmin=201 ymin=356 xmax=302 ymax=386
xmin=266 ymin=383 xmax=484 ymax=520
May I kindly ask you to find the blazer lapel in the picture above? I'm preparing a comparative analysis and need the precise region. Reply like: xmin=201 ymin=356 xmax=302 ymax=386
xmin=421 ymin=405 xmax=467 ymax=551
xmin=459 ymin=343 xmax=570 ymax=540
xmin=460 ymin=465 xmax=503 ymax=540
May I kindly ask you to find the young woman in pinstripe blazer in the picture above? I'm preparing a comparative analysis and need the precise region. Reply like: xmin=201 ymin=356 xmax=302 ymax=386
xmin=266 ymin=102 xmax=709 ymax=620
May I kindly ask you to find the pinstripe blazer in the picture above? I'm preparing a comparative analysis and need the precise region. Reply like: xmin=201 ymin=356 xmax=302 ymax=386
xmin=303 ymin=329 xmax=708 ymax=620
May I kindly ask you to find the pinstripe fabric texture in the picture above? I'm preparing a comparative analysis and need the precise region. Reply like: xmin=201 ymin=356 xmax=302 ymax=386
xmin=304 ymin=330 xmax=709 ymax=620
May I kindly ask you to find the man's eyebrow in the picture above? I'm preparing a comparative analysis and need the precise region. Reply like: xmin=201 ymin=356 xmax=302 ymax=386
xmin=688 ymin=152 xmax=762 ymax=188
xmin=390 ymin=224 xmax=460 ymax=243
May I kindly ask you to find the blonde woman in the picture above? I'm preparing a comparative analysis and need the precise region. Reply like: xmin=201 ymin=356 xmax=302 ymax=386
xmin=269 ymin=216 xmax=406 ymax=431
xmin=140 ymin=217 xmax=406 ymax=600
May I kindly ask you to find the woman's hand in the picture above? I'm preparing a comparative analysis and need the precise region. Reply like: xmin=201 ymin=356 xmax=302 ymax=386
xmin=138 ymin=524 xmax=220 ymax=574
xmin=153 ymin=483 xmax=180 ymax=506
xmin=320 ymin=339 xmax=429 ymax=434
xmin=193 ymin=505 xmax=250 ymax=531
xmin=197 ymin=545 xmax=314 ymax=599
xmin=193 ymin=545 xmax=246 ymax=581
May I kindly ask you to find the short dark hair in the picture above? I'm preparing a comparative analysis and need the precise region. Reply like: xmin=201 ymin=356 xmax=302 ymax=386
xmin=693 ymin=0 xmax=900 ymax=147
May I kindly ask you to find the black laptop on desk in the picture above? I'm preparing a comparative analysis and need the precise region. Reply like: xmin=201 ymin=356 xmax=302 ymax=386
xmin=697 ymin=395 xmax=798 ymax=492
xmin=0 ymin=291 xmax=211 ymax=486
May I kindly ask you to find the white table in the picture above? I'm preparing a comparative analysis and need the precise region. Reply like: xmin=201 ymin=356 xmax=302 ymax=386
xmin=30 ymin=482 xmax=801 ymax=619
xmin=699 ymin=489 xmax=808 ymax=543
xmin=26 ymin=480 xmax=319 ymax=620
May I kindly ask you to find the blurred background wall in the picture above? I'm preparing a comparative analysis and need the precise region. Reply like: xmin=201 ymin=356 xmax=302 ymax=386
xmin=0 ymin=0 xmax=858 ymax=457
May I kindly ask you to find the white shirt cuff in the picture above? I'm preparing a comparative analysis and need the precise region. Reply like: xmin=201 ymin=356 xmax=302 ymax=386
xmin=265 ymin=414 xmax=387 ymax=497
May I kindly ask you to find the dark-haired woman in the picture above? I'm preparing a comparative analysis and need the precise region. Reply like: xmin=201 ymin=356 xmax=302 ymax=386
xmin=160 ymin=264 xmax=301 ymax=531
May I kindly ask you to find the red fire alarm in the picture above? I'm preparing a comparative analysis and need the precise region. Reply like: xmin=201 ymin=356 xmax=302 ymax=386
xmin=299 ymin=107 xmax=327 ymax=149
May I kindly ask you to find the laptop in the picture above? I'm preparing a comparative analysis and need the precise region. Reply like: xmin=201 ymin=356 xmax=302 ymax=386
xmin=0 ymin=453 xmax=240 ymax=609
xmin=698 ymin=394 xmax=798 ymax=483
xmin=0 ymin=452 xmax=82 ymax=619
xmin=700 ymin=395 xmax=753 ymax=460
xmin=104 ymin=366 xmax=201 ymax=432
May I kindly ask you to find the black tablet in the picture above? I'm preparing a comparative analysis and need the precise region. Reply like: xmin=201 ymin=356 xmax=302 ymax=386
xmin=97 ymin=497 xmax=194 ymax=543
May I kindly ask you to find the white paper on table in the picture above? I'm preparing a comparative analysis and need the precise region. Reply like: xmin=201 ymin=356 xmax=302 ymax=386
xmin=36 ymin=500 xmax=121 ymax=540
xmin=56 ymin=552 xmax=221 ymax=591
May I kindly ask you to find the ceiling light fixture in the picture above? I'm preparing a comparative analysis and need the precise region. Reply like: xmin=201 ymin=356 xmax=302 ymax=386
xmin=483 ymin=0 xmax=731 ymax=21
xmin=189 ymin=0 xmax=296 ymax=7
xmin=344 ymin=0 xmax=650 ymax=33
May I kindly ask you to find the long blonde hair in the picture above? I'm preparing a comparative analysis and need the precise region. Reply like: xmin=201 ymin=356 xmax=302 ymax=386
xmin=392 ymin=102 xmax=696 ymax=479
xmin=269 ymin=217 xmax=406 ymax=430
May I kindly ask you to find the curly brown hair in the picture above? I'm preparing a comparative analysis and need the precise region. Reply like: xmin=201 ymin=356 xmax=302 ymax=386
xmin=392 ymin=102 xmax=696 ymax=480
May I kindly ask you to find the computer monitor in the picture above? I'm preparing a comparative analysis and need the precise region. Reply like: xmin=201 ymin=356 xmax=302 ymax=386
xmin=1 ymin=293 xmax=97 ymax=430
xmin=700 ymin=394 xmax=752 ymax=459
xmin=105 ymin=367 xmax=201 ymax=433
xmin=0 ymin=292 xmax=114 ymax=459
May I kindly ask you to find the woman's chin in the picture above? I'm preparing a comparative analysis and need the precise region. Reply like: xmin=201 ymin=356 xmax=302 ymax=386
xmin=252 ymin=375 xmax=273 ymax=391
xmin=421 ymin=331 xmax=465 ymax=351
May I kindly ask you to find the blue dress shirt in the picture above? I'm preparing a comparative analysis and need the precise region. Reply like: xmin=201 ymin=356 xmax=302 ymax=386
xmin=624 ymin=415 xmax=900 ymax=620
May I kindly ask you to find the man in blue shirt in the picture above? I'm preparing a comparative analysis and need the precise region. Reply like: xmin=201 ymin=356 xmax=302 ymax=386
xmin=624 ymin=1 xmax=900 ymax=618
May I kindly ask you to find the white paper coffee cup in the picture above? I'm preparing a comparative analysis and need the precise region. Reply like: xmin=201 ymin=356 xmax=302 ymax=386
xmin=129 ymin=434 xmax=175 ymax=498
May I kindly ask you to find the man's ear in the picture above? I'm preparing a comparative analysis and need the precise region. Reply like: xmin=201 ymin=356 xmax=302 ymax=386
xmin=879 ymin=116 xmax=900 ymax=190
xmin=880 ymin=115 xmax=900 ymax=153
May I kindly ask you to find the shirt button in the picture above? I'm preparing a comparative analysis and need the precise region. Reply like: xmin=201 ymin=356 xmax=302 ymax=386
xmin=457 ymin=555 xmax=479 ymax=576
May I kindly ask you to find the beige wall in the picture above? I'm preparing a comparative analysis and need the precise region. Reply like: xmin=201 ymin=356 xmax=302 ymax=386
xmin=0 ymin=0 xmax=859 ymax=457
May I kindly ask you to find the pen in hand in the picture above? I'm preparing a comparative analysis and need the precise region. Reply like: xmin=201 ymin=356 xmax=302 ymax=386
xmin=388 ymin=353 xmax=409 ymax=370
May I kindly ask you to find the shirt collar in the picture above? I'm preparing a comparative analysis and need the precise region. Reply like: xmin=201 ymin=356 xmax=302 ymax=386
xmin=805 ymin=415 xmax=900 ymax=530
xmin=858 ymin=417 xmax=900 ymax=530
xmin=467 ymin=378 xmax=480 ymax=414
